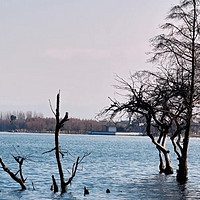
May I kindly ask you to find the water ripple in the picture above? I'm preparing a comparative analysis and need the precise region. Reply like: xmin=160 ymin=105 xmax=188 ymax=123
xmin=0 ymin=133 xmax=200 ymax=199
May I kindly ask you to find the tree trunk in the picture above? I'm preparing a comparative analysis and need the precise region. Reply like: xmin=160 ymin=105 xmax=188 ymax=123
xmin=177 ymin=157 xmax=188 ymax=184
xmin=51 ymin=175 xmax=59 ymax=193
xmin=157 ymin=130 xmax=173 ymax=175
xmin=176 ymin=0 xmax=197 ymax=184
xmin=163 ymin=151 xmax=173 ymax=175
xmin=176 ymin=122 xmax=190 ymax=183
xmin=158 ymin=151 xmax=165 ymax=173
xmin=146 ymin=115 xmax=173 ymax=175
xmin=55 ymin=93 xmax=67 ymax=193
xmin=157 ymin=148 xmax=173 ymax=175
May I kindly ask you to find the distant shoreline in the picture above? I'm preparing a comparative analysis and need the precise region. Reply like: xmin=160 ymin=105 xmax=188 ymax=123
xmin=1 ymin=131 xmax=200 ymax=137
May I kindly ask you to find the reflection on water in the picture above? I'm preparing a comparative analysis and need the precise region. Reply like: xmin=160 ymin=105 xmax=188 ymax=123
xmin=0 ymin=133 xmax=200 ymax=199
xmin=127 ymin=174 xmax=200 ymax=200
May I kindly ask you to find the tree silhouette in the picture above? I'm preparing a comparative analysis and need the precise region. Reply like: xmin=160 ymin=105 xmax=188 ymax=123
xmin=45 ymin=91 xmax=90 ymax=193
xmin=150 ymin=0 xmax=200 ymax=183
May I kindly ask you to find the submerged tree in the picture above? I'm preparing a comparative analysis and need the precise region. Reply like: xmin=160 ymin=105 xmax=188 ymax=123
xmin=99 ymin=0 xmax=200 ymax=184
xmin=150 ymin=0 xmax=200 ymax=183
xmin=99 ymin=72 xmax=174 ymax=175
xmin=46 ymin=91 xmax=90 ymax=193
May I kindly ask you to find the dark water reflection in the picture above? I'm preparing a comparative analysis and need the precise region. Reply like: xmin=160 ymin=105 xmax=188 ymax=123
xmin=0 ymin=133 xmax=200 ymax=200
xmin=127 ymin=174 xmax=200 ymax=200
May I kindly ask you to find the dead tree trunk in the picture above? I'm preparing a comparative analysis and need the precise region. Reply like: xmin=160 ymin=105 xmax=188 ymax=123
xmin=54 ymin=92 xmax=69 ymax=193
xmin=51 ymin=175 xmax=59 ymax=193
xmin=49 ymin=91 xmax=90 ymax=193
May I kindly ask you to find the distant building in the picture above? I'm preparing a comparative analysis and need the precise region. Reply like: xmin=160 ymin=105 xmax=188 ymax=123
xmin=88 ymin=126 xmax=116 ymax=135
xmin=115 ymin=132 xmax=144 ymax=136
xmin=107 ymin=126 xmax=116 ymax=132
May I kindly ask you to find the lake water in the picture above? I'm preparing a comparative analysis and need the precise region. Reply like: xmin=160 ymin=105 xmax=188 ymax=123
xmin=0 ymin=132 xmax=200 ymax=200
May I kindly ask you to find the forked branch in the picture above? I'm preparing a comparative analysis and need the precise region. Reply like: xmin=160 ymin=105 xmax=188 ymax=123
xmin=0 ymin=156 xmax=26 ymax=190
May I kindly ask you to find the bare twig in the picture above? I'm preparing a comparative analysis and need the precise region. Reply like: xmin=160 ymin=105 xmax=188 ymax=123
xmin=65 ymin=157 xmax=80 ymax=186
xmin=42 ymin=147 xmax=56 ymax=155
xmin=79 ymin=152 xmax=91 ymax=163
xmin=49 ymin=99 xmax=56 ymax=117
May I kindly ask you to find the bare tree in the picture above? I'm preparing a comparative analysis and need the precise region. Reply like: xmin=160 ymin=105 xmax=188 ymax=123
xmin=150 ymin=0 xmax=200 ymax=183
xmin=99 ymin=72 xmax=174 ymax=175
xmin=47 ymin=91 xmax=90 ymax=193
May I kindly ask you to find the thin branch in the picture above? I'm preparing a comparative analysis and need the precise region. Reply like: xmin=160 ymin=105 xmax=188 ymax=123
xmin=65 ymin=157 xmax=80 ymax=186
xmin=49 ymin=99 xmax=56 ymax=117
xmin=79 ymin=152 xmax=91 ymax=164
xmin=42 ymin=147 xmax=56 ymax=155
xmin=0 ymin=157 xmax=26 ymax=190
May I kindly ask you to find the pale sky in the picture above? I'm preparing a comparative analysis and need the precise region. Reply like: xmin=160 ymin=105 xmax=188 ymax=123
xmin=0 ymin=0 xmax=177 ymax=119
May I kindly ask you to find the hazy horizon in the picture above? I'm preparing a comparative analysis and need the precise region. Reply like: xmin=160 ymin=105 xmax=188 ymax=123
xmin=0 ymin=0 xmax=176 ymax=119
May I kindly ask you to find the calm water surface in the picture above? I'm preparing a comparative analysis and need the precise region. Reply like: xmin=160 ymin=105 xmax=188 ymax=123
xmin=0 ymin=132 xmax=200 ymax=200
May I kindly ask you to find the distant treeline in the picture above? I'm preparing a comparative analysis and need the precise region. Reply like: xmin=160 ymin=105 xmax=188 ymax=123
xmin=0 ymin=111 xmax=110 ymax=133
xmin=0 ymin=111 xmax=147 ymax=134
xmin=1 ymin=111 xmax=200 ymax=135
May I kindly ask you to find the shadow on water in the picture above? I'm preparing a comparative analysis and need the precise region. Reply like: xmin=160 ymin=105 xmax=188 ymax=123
xmin=124 ymin=173 xmax=200 ymax=200
xmin=50 ymin=192 xmax=78 ymax=200
xmin=0 ymin=188 xmax=78 ymax=200
xmin=0 ymin=189 xmax=23 ymax=200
